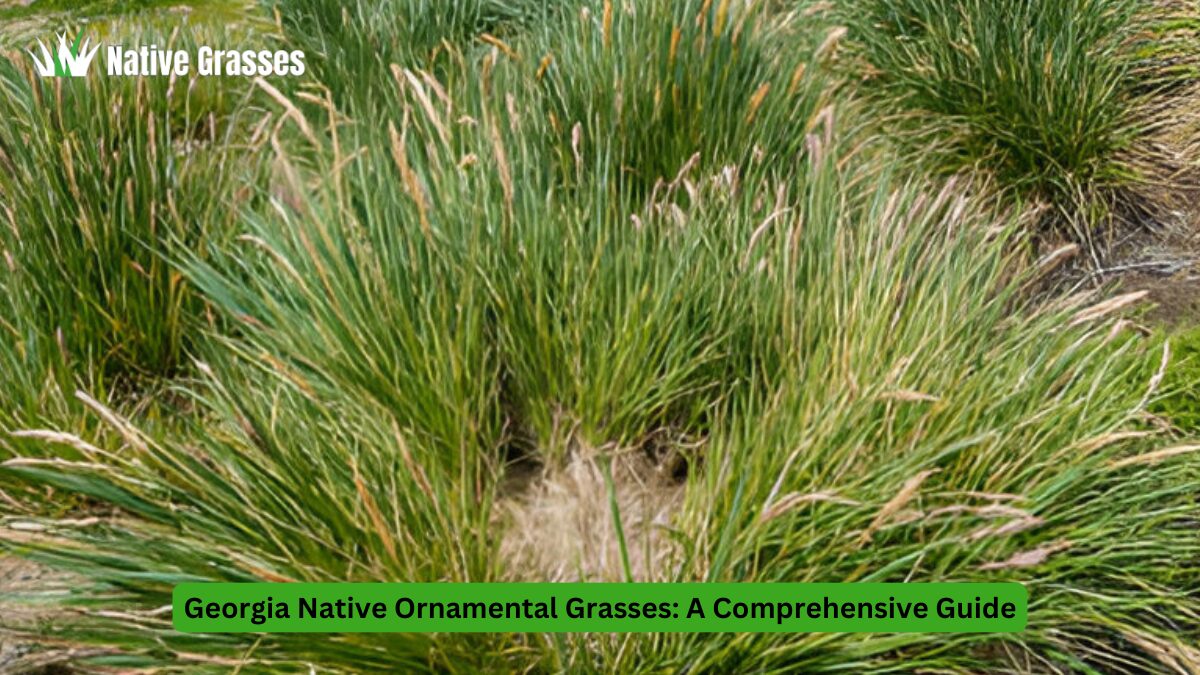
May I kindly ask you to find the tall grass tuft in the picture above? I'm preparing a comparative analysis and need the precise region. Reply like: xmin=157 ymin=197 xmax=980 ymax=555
xmin=2 ymin=58 xmax=526 ymax=669
xmin=0 ymin=31 xmax=265 ymax=514
xmin=2 ymin=362 xmax=521 ymax=670
xmin=0 ymin=42 xmax=267 ymax=492
xmin=270 ymin=0 xmax=554 ymax=110
xmin=0 ymin=41 xmax=258 ymax=394
xmin=541 ymin=145 xmax=1200 ymax=674
xmin=838 ymin=0 xmax=1200 ymax=245
xmin=483 ymin=0 xmax=843 ymax=456
xmin=530 ymin=0 xmax=834 ymax=196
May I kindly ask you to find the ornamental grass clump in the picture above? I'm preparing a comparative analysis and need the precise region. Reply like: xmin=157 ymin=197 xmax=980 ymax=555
xmin=838 ymin=0 xmax=1200 ymax=246
xmin=1 ymin=56 xmax=532 ymax=671
xmin=484 ymin=0 xmax=843 ymax=455
xmin=0 ymin=32 xmax=264 ymax=467
xmin=539 ymin=152 xmax=1200 ymax=674
xmin=530 ymin=0 xmax=837 ymax=196
xmin=271 ymin=0 xmax=554 ymax=111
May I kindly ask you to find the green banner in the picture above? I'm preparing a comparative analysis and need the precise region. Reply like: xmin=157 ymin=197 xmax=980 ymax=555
xmin=172 ymin=583 xmax=1026 ymax=633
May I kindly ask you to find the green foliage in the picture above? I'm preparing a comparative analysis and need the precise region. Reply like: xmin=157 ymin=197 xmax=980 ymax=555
xmin=2 ymin=66 xmax=528 ymax=668
xmin=181 ymin=108 xmax=505 ymax=468
xmin=0 ymin=0 xmax=254 ymax=34
xmin=531 ymin=0 xmax=831 ymax=196
xmin=838 ymin=0 xmax=1200 ymax=233
xmin=0 ymin=31 xmax=263 ymax=454
xmin=3 ymin=355 xmax=520 ymax=670
xmin=1151 ymin=326 xmax=1200 ymax=433
xmin=0 ymin=0 xmax=193 ymax=21
xmin=7 ymin=68 xmax=1200 ymax=670
xmin=482 ymin=0 xmax=837 ymax=452
xmin=270 ymin=0 xmax=554 ymax=110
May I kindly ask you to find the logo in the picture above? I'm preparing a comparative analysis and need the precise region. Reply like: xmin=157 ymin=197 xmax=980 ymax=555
xmin=29 ymin=32 xmax=100 ymax=78
xmin=26 ymin=30 xmax=306 ymax=80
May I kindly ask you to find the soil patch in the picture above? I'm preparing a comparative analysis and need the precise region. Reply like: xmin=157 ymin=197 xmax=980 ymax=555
xmin=1053 ymin=208 xmax=1200 ymax=327
xmin=498 ymin=451 xmax=684 ymax=583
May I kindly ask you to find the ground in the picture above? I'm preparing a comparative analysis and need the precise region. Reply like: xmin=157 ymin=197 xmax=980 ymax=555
xmin=1115 ymin=217 xmax=1200 ymax=325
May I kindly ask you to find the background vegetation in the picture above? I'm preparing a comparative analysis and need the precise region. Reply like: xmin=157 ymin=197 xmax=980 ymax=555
xmin=0 ymin=0 xmax=1198 ymax=672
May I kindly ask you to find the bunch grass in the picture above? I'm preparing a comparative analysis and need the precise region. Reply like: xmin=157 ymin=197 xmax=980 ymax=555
xmin=838 ymin=0 xmax=1200 ymax=246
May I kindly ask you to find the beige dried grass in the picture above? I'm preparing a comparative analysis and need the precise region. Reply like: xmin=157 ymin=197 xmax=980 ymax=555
xmin=498 ymin=452 xmax=683 ymax=582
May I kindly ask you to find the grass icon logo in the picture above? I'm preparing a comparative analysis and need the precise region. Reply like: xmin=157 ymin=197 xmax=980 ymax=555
xmin=28 ymin=32 xmax=100 ymax=78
